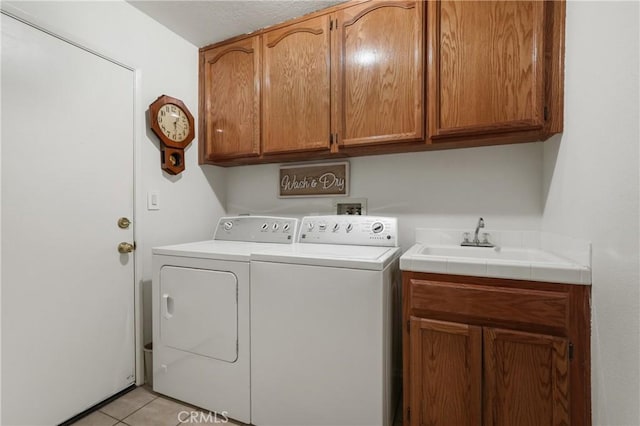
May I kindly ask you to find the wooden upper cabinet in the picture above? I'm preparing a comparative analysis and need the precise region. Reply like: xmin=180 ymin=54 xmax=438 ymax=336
xmin=200 ymin=36 xmax=261 ymax=162
xmin=410 ymin=318 xmax=482 ymax=426
xmin=198 ymin=0 xmax=564 ymax=165
xmin=428 ymin=1 xmax=560 ymax=141
xmin=484 ymin=327 xmax=570 ymax=426
xmin=336 ymin=1 xmax=424 ymax=147
xmin=262 ymin=15 xmax=332 ymax=155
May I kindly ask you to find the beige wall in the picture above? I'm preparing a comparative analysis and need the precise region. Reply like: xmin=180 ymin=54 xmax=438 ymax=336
xmin=226 ymin=142 xmax=545 ymax=250
xmin=541 ymin=2 xmax=640 ymax=424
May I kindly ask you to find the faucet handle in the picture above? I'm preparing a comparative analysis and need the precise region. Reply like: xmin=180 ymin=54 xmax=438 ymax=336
xmin=463 ymin=232 xmax=471 ymax=243
xmin=482 ymin=232 xmax=491 ymax=244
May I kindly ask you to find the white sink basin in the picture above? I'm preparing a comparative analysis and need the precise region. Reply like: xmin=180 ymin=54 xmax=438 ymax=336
xmin=418 ymin=245 xmax=568 ymax=263
xmin=401 ymin=243 xmax=591 ymax=285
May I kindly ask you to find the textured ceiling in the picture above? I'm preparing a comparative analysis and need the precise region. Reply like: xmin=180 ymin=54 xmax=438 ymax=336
xmin=127 ymin=0 xmax=345 ymax=47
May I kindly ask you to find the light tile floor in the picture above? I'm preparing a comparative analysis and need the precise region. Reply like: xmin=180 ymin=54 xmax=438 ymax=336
xmin=72 ymin=385 xmax=403 ymax=426
xmin=71 ymin=386 xmax=244 ymax=426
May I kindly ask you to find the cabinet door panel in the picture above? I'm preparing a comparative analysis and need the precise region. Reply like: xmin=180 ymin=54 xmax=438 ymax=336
xmin=410 ymin=317 xmax=482 ymax=426
xmin=262 ymin=15 xmax=331 ymax=154
xmin=429 ymin=1 xmax=545 ymax=139
xmin=201 ymin=37 xmax=260 ymax=161
xmin=337 ymin=1 xmax=424 ymax=147
xmin=484 ymin=327 xmax=570 ymax=426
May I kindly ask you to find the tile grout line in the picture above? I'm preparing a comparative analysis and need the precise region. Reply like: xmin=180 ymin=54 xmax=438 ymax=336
xmin=100 ymin=392 xmax=159 ymax=422
xmin=120 ymin=394 xmax=160 ymax=422
xmin=100 ymin=411 xmax=122 ymax=425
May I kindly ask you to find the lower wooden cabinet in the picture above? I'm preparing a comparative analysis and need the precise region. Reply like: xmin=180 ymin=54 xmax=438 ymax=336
xmin=409 ymin=318 xmax=482 ymax=425
xmin=484 ymin=327 xmax=570 ymax=426
xmin=403 ymin=272 xmax=590 ymax=426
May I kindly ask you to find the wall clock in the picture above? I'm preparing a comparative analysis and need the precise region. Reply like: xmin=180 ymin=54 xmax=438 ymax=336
xmin=149 ymin=95 xmax=195 ymax=175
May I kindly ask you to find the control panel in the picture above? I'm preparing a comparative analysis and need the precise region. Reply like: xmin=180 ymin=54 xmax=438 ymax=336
xmin=298 ymin=215 xmax=398 ymax=247
xmin=213 ymin=216 xmax=299 ymax=243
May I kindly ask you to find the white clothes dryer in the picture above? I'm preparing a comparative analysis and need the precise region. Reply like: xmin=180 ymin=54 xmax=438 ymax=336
xmin=152 ymin=216 xmax=298 ymax=424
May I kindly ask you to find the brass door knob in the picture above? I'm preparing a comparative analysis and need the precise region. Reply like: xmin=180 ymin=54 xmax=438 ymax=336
xmin=118 ymin=242 xmax=135 ymax=253
xmin=118 ymin=217 xmax=131 ymax=229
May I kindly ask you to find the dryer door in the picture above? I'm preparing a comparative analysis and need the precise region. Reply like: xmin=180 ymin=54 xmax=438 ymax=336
xmin=159 ymin=266 xmax=238 ymax=362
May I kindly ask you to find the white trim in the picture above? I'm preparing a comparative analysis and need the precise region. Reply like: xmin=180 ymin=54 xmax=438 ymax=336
xmin=133 ymin=68 xmax=145 ymax=386
xmin=0 ymin=8 xmax=133 ymax=72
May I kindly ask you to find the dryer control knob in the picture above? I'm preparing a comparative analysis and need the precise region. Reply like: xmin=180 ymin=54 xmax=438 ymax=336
xmin=318 ymin=223 xmax=327 ymax=231
xmin=332 ymin=223 xmax=340 ymax=232
xmin=223 ymin=221 xmax=233 ymax=231
xmin=346 ymin=223 xmax=353 ymax=233
xmin=272 ymin=223 xmax=279 ymax=231
xmin=307 ymin=222 xmax=315 ymax=231
xmin=261 ymin=223 xmax=269 ymax=231
xmin=283 ymin=223 xmax=291 ymax=232
xmin=372 ymin=222 xmax=384 ymax=234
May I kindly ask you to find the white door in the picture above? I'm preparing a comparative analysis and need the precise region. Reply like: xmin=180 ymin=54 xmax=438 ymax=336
xmin=1 ymin=14 xmax=135 ymax=425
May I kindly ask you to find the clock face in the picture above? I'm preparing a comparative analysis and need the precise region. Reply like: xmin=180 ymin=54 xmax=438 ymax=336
xmin=157 ymin=104 xmax=190 ymax=142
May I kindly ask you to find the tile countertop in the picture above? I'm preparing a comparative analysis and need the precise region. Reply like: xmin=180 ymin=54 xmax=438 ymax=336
xmin=400 ymin=228 xmax=592 ymax=285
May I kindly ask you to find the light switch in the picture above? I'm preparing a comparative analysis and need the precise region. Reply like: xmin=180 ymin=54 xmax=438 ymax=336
xmin=147 ymin=191 xmax=160 ymax=210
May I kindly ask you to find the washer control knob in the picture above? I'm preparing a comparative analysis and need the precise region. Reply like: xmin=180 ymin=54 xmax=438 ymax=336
xmin=307 ymin=222 xmax=315 ymax=231
xmin=223 ymin=221 xmax=233 ymax=231
xmin=318 ymin=223 xmax=327 ymax=231
xmin=332 ymin=223 xmax=340 ymax=232
xmin=283 ymin=223 xmax=291 ymax=232
xmin=346 ymin=223 xmax=353 ymax=233
xmin=272 ymin=223 xmax=279 ymax=231
xmin=372 ymin=222 xmax=384 ymax=234
xmin=261 ymin=223 xmax=269 ymax=231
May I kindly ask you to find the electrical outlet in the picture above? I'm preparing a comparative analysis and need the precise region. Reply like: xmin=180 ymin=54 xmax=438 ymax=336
xmin=335 ymin=198 xmax=367 ymax=215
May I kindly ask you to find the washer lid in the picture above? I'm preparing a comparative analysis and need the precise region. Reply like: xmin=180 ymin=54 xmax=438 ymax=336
xmin=152 ymin=240 xmax=292 ymax=261
xmin=251 ymin=243 xmax=401 ymax=270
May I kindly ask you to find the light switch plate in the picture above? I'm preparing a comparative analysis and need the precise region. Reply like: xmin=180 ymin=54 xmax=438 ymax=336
xmin=147 ymin=190 xmax=160 ymax=210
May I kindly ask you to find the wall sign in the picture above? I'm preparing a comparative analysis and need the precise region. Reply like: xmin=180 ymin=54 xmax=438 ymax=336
xmin=279 ymin=162 xmax=349 ymax=198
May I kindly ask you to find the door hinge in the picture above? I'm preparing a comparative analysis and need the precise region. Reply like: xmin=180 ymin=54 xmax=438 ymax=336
xmin=330 ymin=133 xmax=334 ymax=144
xmin=407 ymin=407 xmax=411 ymax=421
xmin=544 ymin=106 xmax=549 ymax=121
xmin=569 ymin=342 xmax=574 ymax=360
xmin=330 ymin=19 xmax=333 ymax=31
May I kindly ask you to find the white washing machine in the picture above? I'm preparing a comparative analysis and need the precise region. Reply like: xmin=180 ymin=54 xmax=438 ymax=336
xmin=250 ymin=215 xmax=402 ymax=426
xmin=152 ymin=216 xmax=298 ymax=424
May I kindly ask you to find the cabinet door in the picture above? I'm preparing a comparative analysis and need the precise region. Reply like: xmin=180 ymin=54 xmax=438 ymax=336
xmin=337 ymin=1 xmax=424 ymax=147
xmin=262 ymin=15 xmax=331 ymax=154
xmin=428 ymin=1 xmax=546 ymax=140
xmin=484 ymin=328 xmax=570 ymax=426
xmin=200 ymin=36 xmax=261 ymax=161
xmin=409 ymin=317 xmax=482 ymax=426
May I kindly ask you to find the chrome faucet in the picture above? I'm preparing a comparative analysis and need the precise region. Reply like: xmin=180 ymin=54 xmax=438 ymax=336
xmin=461 ymin=217 xmax=494 ymax=247
xmin=473 ymin=217 xmax=484 ymax=244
